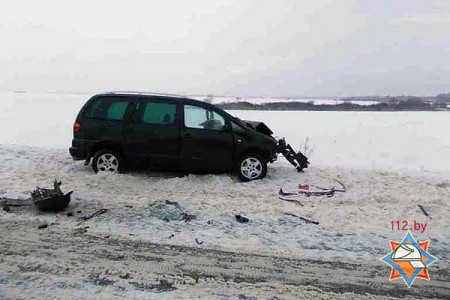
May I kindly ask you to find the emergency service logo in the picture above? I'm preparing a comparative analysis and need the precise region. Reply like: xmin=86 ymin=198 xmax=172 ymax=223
xmin=380 ymin=231 xmax=438 ymax=287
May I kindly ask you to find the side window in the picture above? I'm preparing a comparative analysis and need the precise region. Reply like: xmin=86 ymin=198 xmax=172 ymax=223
xmin=184 ymin=105 xmax=225 ymax=130
xmin=85 ymin=97 xmax=129 ymax=121
xmin=136 ymin=101 xmax=177 ymax=125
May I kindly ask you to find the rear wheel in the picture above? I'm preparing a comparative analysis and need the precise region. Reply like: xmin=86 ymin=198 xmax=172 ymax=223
xmin=237 ymin=153 xmax=267 ymax=182
xmin=92 ymin=149 xmax=124 ymax=173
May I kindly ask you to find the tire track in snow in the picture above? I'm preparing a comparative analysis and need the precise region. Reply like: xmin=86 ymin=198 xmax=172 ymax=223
xmin=0 ymin=220 xmax=449 ymax=299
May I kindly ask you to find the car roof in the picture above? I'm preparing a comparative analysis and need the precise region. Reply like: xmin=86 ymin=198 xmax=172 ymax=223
xmin=99 ymin=91 xmax=189 ymax=99
xmin=97 ymin=91 xmax=214 ymax=106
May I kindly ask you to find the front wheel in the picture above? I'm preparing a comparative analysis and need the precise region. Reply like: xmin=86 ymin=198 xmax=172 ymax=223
xmin=92 ymin=149 xmax=124 ymax=173
xmin=237 ymin=153 xmax=267 ymax=182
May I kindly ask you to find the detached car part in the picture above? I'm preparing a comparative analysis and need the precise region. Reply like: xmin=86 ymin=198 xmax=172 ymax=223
xmin=242 ymin=120 xmax=309 ymax=172
xmin=31 ymin=180 xmax=72 ymax=212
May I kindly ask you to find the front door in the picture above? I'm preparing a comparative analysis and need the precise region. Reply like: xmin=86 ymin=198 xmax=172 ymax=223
xmin=124 ymin=97 xmax=180 ymax=169
xmin=179 ymin=104 xmax=234 ymax=171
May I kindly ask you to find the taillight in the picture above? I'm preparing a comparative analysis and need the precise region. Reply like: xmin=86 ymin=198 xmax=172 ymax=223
xmin=73 ymin=122 xmax=81 ymax=134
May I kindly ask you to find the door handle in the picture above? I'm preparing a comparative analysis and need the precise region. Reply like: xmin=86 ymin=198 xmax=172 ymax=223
xmin=125 ymin=128 xmax=136 ymax=133
xmin=184 ymin=133 xmax=192 ymax=139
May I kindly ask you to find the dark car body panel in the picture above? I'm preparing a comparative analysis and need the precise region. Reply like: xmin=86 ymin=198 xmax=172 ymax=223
xmin=124 ymin=97 xmax=181 ymax=168
xmin=70 ymin=93 xmax=278 ymax=172
xmin=178 ymin=98 xmax=236 ymax=171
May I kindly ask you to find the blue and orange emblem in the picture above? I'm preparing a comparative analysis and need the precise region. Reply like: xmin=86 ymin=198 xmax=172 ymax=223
xmin=380 ymin=231 xmax=438 ymax=287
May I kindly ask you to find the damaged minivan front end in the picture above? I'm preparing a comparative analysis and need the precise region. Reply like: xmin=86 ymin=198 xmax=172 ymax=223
xmin=234 ymin=118 xmax=310 ymax=172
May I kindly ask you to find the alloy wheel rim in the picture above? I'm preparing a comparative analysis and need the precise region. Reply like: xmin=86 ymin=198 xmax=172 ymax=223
xmin=97 ymin=154 xmax=119 ymax=172
xmin=240 ymin=157 xmax=262 ymax=179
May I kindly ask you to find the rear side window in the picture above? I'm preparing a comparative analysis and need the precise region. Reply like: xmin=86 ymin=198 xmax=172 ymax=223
xmin=134 ymin=101 xmax=177 ymax=125
xmin=184 ymin=105 xmax=225 ymax=130
xmin=85 ymin=97 xmax=130 ymax=120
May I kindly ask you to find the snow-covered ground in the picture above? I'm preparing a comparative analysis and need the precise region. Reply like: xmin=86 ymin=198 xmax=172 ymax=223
xmin=1 ymin=144 xmax=449 ymax=262
xmin=0 ymin=91 xmax=449 ymax=298
xmin=1 ymin=144 xmax=449 ymax=263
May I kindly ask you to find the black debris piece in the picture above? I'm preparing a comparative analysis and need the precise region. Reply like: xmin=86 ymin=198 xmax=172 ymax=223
xmin=279 ymin=190 xmax=304 ymax=206
xmin=195 ymin=238 xmax=204 ymax=245
xmin=235 ymin=214 xmax=250 ymax=223
xmin=2 ymin=205 xmax=10 ymax=213
xmin=182 ymin=213 xmax=197 ymax=222
xmin=31 ymin=180 xmax=72 ymax=212
xmin=81 ymin=208 xmax=108 ymax=221
xmin=67 ymin=212 xmax=74 ymax=217
xmin=38 ymin=223 xmax=48 ymax=229
xmin=284 ymin=212 xmax=319 ymax=225
xmin=418 ymin=204 xmax=431 ymax=218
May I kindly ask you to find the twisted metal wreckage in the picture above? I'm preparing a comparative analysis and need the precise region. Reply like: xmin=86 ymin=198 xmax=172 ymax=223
xmin=0 ymin=180 xmax=73 ymax=212
xmin=242 ymin=120 xmax=309 ymax=172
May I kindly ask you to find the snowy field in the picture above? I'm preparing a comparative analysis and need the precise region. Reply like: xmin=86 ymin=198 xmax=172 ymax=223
xmin=1 ymin=91 xmax=449 ymax=298
xmin=1 ymin=91 xmax=449 ymax=173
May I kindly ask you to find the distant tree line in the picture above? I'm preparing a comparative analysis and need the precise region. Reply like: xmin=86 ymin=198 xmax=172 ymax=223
xmin=435 ymin=93 xmax=450 ymax=108
xmin=218 ymin=96 xmax=449 ymax=111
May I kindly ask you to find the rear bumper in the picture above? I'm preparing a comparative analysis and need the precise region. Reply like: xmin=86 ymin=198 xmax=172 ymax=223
xmin=69 ymin=138 xmax=96 ymax=161
xmin=69 ymin=146 xmax=87 ymax=161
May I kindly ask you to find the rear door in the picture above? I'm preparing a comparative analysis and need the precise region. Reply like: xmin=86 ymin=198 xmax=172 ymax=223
xmin=124 ymin=97 xmax=180 ymax=168
xmin=179 ymin=102 xmax=234 ymax=171
xmin=80 ymin=95 xmax=133 ymax=145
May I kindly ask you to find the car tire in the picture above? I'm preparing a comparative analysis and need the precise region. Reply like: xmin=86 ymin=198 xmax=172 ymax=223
xmin=92 ymin=149 xmax=124 ymax=173
xmin=237 ymin=153 xmax=267 ymax=182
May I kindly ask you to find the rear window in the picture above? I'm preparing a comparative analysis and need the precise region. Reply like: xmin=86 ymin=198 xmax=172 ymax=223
xmin=85 ymin=97 xmax=130 ymax=120
xmin=134 ymin=101 xmax=177 ymax=125
xmin=142 ymin=102 xmax=176 ymax=125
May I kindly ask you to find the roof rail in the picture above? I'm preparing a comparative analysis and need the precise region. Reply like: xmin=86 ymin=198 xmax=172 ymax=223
xmin=103 ymin=91 xmax=189 ymax=98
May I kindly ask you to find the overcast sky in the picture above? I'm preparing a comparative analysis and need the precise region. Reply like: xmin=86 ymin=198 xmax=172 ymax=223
xmin=0 ymin=0 xmax=449 ymax=97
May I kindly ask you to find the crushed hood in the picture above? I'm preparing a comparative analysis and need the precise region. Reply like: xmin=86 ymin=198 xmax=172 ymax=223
xmin=243 ymin=120 xmax=273 ymax=136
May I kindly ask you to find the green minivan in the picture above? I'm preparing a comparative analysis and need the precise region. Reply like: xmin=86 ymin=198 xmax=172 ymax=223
xmin=70 ymin=92 xmax=308 ymax=181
